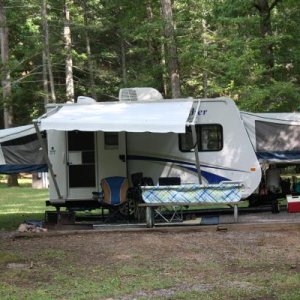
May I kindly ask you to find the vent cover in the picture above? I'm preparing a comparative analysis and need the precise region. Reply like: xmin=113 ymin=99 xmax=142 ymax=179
xmin=77 ymin=96 xmax=96 ymax=104
xmin=119 ymin=88 xmax=163 ymax=102
xmin=119 ymin=88 xmax=138 ymax=101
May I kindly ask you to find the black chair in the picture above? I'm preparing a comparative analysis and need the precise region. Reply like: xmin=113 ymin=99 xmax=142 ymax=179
xmin=129 ymin=173 xmax=154 ymax=222
xmin=158 ymin=177 xmax=181 ymax=186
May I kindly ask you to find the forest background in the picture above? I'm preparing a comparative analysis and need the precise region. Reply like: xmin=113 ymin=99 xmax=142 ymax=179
xmin=0 ymin=0 xmax=300 ymax=129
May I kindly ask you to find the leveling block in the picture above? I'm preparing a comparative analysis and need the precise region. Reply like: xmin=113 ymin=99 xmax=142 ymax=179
xmin=287 ymin=195 xmax=300 ymax=213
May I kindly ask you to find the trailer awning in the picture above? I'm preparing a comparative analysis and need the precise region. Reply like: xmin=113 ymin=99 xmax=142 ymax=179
xmin=39 ymin=101 xmax=194 ymax=133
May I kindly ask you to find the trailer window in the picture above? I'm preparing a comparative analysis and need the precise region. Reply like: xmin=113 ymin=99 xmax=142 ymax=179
xmin=68 ymin=131 xmax=94 ymax=151
xmin=179 ymin=124 xmax=223 ymax=152
xmin=104 ymin=132 xmax=119 ymax=150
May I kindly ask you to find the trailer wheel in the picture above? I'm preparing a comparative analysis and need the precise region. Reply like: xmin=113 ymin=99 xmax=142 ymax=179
xmin=271 ymin=199 xmax=280 ymax=214
xmin=118 ymin=198 xmax=135 ymax=216
xmin=135 ymin=206 xmax=146 ymax=222
xmin=146 ymin=207 xmax=154 ymax=228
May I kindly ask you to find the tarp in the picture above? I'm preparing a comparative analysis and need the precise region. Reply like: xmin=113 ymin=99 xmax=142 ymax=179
xmin=0 ymin=125 xmax=47 ymax=174
xmin=241 ymin=112 xmax=300 ymax=163
xmin=39 ymin=101 xmax=194 ymax=133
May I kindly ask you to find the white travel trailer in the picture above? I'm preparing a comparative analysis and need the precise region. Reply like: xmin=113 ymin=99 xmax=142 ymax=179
xmin=35 ymin=88 xmax=262 ymax=209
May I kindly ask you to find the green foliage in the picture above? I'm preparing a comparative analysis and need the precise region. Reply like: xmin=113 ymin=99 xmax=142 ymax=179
xmin=240 ymin=81 xmax=300 ymax=112
xmin=1 ymin=0 xmax=300 ymax=126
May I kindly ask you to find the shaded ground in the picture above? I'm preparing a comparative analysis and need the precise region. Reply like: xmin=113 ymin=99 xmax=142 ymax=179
xmin=1 ymin=222 xmax=300 ymax=299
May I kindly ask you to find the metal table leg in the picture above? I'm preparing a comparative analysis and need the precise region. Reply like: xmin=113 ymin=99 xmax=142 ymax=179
xmin=146 ymin=206 xmax=154 ymax=228
xmin=234 ymin=204 xmax=238 ymax=223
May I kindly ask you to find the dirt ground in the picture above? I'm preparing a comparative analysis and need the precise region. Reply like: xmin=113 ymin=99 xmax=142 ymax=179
xmin=1 ymin=221 xmax=300 ymax=299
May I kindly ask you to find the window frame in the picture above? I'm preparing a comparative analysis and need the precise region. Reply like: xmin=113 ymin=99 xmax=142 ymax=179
xmin=179 ymin=124 xmax=223 ymax=152
xmin=104 ymin=132 xmax=119 ymax=150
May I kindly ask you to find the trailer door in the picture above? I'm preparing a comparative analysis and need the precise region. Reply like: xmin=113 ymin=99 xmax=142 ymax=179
xmin=67 ymin=131 xmax=96 ymax=199
xmin=97 ymin=132 xmax=127 ymax=180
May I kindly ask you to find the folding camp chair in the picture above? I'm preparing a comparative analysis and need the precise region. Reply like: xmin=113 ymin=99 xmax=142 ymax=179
xmin=100 ymin=176 xmax=129 ymax=222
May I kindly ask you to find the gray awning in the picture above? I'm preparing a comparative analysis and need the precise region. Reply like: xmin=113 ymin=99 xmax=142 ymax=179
xmin=39 ymin=101 xmax=194 ymax=133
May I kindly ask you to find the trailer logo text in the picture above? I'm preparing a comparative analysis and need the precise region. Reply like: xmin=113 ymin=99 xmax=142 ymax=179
xmin=198 ymin=109 xmax=208 ymax=116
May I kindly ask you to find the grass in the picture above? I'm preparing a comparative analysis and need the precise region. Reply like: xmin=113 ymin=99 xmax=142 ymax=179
xmin=0 ymin=180 xmax=50 ymax=231
xmin=1 ymin=239 xmax=300 ymax=300
xmin=1 ymin=179 xmax=300 ymax=299
xmin=0 ymin=253 xmax=179 ymax=300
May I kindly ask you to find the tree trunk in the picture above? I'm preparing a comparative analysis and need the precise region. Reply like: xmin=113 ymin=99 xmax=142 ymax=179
xmin=0 ymin=0 xmax=18 ymax=187
xmin=7 ymin=174 xmax=19 ymax=187
xmin=121 ymin=37 xmax=127 ymax=86
xmin=83 ymin=2 xmax=96 ymax=100
xmin=42 ymin=0 xmax=56 ymax=103
xmin=161 ymin=43 xmax=168 ymax=97
xmin=42 ymin=50 xmax=49 ymax=107
xmin=202 ymin=18 xmax=208 ymax=98
xmin=146 ymin=0 xmax=154 ymax=54
xmin=253 ymin=0 xmax=281 ymax=75
xmin=160 ymin=0 xmax=181 ymax=98
xmin=64 ymin=0 xmax=74 ymax=102
xmin=146 ymin=0 xmax=165 ymax=95
xmin=0 ymin=0 xmax=12 ymax=128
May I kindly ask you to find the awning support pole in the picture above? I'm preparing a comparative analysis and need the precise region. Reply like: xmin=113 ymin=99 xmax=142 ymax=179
xmin=191 ymin=125 xmax=202 ymax=184
xmin=33 ymin=121 xmax=62 ymax=199
xmin=191 ymin=100 xmax=202 ymax=184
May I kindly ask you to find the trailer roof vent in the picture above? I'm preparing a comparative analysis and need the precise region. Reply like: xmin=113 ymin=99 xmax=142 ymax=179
xmin=119 ymin=88 xmax=163 ymax=102
xmin=77 ymin=96 xmax=96 ymax=104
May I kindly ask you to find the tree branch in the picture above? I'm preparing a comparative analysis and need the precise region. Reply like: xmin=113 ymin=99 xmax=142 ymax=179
xmin=270 ymin=0 xmax=282 ymax=11
xmin=253 ymin=1 xmax=262 ymax=11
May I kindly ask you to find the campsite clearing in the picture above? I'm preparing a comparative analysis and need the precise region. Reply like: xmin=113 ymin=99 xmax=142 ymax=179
xmin=1 ymin=182 xmax=300 ymax=299
xmin=1 ymin=224 xmax=300 ymax=299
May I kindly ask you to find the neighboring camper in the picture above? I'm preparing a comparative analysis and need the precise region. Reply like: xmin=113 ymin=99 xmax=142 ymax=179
xmin=0 ymin=125 xmax=47 ymax=174
xmin=35 ymin=88 xmax=261 ymax=209
xmin=241 ymin=111 xmax=300 ymax=199
xmin=241 ymin=111 xmax=300 ymax=165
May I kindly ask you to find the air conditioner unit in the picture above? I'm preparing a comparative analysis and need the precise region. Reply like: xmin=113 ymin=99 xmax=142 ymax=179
xmin=77 ymin=96 xmax=96 ymax=104
xmin=119 ymin=88 xmax=163 ymax=102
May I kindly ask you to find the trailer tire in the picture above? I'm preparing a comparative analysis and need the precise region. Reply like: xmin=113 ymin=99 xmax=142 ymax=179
xmin=271 ymin=199 xmax=280 ymax=214
xmin=118 ymin=198 xmax=135 ymax=217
